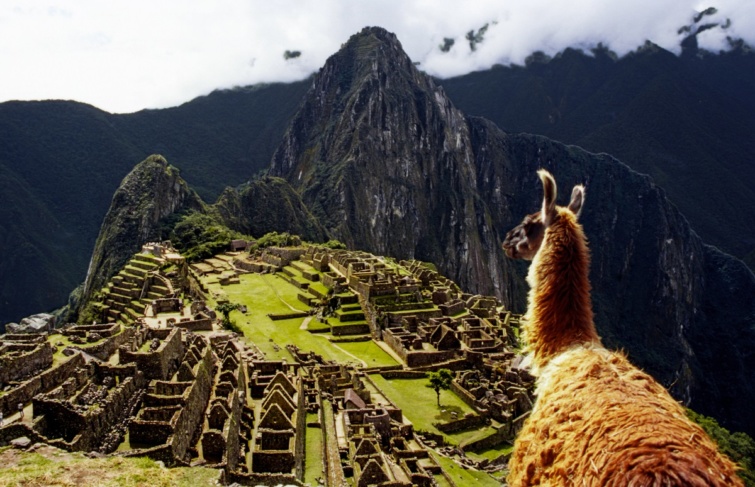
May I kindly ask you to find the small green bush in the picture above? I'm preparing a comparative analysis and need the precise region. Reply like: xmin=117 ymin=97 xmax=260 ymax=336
xmin=251 ymin=231 xmax=301 ymax=250
xmin=687 ymin=409 xmax=755 ymax=485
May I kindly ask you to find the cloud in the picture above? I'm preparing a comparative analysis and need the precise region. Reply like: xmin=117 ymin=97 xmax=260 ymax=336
xmin=0 ymin=0 xmax=751 ymax=113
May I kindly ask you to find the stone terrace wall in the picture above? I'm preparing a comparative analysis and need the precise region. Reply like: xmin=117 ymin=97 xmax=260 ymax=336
xmin=0 ymin=342 xmax=53 ymax=385
xmin=434 ymin=414 xmax=487 ymax=433
xmin=0 ymin=352 xmax=85 ymax=416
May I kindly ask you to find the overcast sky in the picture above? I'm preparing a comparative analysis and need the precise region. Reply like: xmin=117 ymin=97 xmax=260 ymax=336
xmin=1 ymin=1 xmax=752 ymax=113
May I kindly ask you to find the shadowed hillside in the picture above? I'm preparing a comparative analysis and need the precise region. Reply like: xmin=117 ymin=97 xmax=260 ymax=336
xmin=438 ymin=44 xmax=755 ymax=269
xmin=0 ymin=81 xmax=308 ymax=325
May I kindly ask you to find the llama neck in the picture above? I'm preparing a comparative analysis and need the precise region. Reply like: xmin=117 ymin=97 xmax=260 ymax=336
xmin=526 ymin=211 xmax=598 ymax=369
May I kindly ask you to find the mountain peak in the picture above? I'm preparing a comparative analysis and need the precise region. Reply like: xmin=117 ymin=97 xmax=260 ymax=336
xmin=78 ymin=155 xmax=203 ymax=312
xmin=269 ymin=26 xmax=455 ymax=184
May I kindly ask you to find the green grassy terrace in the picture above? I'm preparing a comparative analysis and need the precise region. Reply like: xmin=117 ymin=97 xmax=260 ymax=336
xmin=202 ymin=273 xmax=397 ymax=367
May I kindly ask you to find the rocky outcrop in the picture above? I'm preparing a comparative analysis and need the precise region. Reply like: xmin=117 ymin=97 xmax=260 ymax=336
xmin=79 ymin=155 xmax=203 ymax=309
xmin=268 ymin=27 xmax=755 ymax=435
xmin=6 ymin=313 xmax=56 ymax=334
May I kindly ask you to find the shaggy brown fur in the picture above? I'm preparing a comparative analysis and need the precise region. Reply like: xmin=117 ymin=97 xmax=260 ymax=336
xmin=502 ymin=170 xmax=742 ymax=486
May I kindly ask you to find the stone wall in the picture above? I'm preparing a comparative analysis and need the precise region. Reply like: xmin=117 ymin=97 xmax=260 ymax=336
xmin=0 ymin=423 xmax=47 ymax=447
xmin=226 ymin=472 xmax=304 ymax=486
xmin=33 ymin=366 xmax=144 ymax=452
xmin=0 ymin=352 xmax=85 ymax=416
xmin=404 ymin=349 xmax=458 ymax=368
xmin=119 ymin=327 xmax=184 ymax=380
xmin=170 ymin=336 xmax=213 ymax=462
xmin=450 ymin=380 xmax=480 ymax=412
xmin=295 ymin=369 xmax=307 ymax=480
xmin=331 ymin=323 xmax=371 ymax=336
xmin=125 ymin=334 xmax=213 ymax=465
xmin=434 ymin=413 xmax=487 ymax=433
xmin=173 ymin=316 xmax=213 ymax=331
xmin=0 ymin=342 xmax=53 ymax=385
xmin=62 ymin=323 xmax=120 ymax=339
xmin=74 ymin=325 xmax=136 ymax=361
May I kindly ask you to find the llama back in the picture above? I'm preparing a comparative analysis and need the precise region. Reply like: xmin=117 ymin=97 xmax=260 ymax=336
xmin=508 ymin=346 xmax=742 ymax=486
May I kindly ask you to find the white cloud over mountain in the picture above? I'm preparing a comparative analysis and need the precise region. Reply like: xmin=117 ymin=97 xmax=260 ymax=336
xmin=0 ymin=0 xmax=751 ymax=113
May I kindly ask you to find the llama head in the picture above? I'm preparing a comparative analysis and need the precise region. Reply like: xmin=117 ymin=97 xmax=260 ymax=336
xmin=502 ymin=169 xmax=585 ymax=260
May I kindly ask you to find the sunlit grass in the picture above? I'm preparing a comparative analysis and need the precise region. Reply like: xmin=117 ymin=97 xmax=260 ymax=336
xmin=430 ymin=451 xmax=502 ymax=487
xmin=304 ymin=413 xmax=324 ymax=485
xmin=0 ymin=448 xmax=221 ymax=487
xmin=466 ymin=442 xmax=514 ymax=461
xmin=368 ymin=375 xmax=496 ymax=445
xmin=203 ymin=273 xmax=397 ymax=367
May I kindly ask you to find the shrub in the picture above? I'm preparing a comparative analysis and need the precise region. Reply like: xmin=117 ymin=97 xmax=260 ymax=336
xmin=687 ymin=409 xmax=755 ymax=485
xmin=170 ymin=212 xmax=249 ymax=261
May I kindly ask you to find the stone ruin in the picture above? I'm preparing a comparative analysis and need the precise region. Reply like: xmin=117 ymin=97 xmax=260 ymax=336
xmin=1 ymin=243 xmax=536 ymax=486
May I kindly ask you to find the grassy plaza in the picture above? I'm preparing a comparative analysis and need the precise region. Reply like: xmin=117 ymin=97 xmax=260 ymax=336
xmin=203 ymin=273 xmax=398 ymax=366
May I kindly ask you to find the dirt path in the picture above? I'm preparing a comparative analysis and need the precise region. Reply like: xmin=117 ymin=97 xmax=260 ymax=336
xmin=299 ymin=316 xmax=313 ymax=329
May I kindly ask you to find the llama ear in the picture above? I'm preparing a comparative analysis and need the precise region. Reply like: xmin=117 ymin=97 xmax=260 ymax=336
xmin=538 ymin=170 xmax=557 ymax=226
xmin=568 ymin=184 xmax=585 ymax=218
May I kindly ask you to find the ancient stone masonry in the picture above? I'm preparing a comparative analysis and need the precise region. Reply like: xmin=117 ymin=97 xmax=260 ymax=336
xmin=333 ymin=377 xmax=439 ymax=487
xmin=125 ymin=332 xmax=213 ymax=465
xmin=452 ymin=353 xmax=535 ymax=439
xmin=62 ymin=323 xmax=136 ymax=361
xmin=0 ymin=243 xmax=535 ymax=484
xmin=200 ymin=337 xmax=249 ymax=473
xmin=251 ymin=370 xmax=301 ymax=474
xmin=90 ymin=246 xmax=183 ymax=325
xmin=32 ymin=361 xmax=146 ymax=453
xmin=0 ymin=333 xmax=57 ymax=418
xmin=118 ymin=326 xmax=184 ymax=380
xmin=0 ymin=337 xmax=54 ymax=386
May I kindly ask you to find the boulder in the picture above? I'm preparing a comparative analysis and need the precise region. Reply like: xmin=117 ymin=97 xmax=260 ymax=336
xmin=10 ymin=436 xmax=32 ymax=449
xmin=5 ymin=313 xmax=55 ymax=334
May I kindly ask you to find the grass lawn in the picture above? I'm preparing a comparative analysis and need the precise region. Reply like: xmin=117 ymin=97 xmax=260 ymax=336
xmin=0 ymin=446 xmax=221 ymax=487
xmin=368 ymin=375 xmax=496 ymax=445
xmin=48 ymin=331 xmax=115 ymax=366
xmin=335 ymin=340 xmax=398 ymax=368
xmin=308 ymin=281 xmax=331 ymax=297
xmin=466 ymin=442 xmax=514 ymax=461
xmin=204 ymin=274 xmax=397 ymax=368
xmin=430 ymin=451 xmax=502 ymax=487
xmin=304 ymin=414 xmax=324 ymax=485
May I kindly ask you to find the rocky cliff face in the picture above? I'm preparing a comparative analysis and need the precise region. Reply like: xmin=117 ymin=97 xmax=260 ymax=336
xmin=80 ymin=155 xmax=203 ymax=307
xmin=268 ymin=27 xmax=755 ymax=435
xmin=270 ymin=27 xmax=516 ymax=304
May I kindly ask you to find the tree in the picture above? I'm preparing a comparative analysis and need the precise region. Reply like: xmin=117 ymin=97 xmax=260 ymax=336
xmin=215 ymin=302 xmax=240 ymax=328
xmin=427 ymin=369 xmax=454 ymax=406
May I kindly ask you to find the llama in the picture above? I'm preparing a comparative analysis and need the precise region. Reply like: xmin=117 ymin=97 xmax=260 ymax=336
xmin=502 ymin=170 xmax=742 ymax=486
